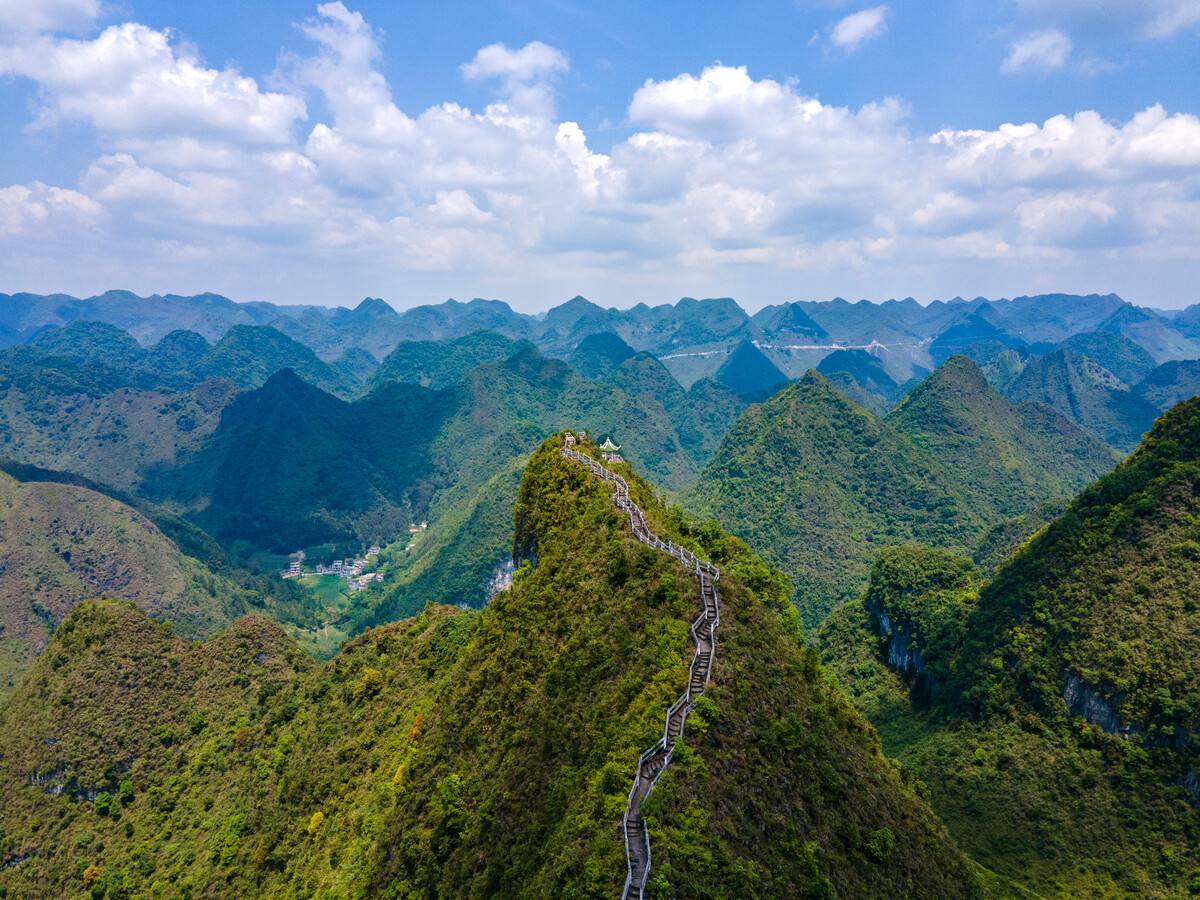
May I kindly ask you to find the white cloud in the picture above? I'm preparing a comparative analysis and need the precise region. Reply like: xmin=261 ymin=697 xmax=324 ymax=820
xmin=1002 ymin=30 xmax=1073 ymax=75
xmin=0 ymin=4 xmax=1198 ymax=307
xmin=829 ymin=6 xmax=890 ymax=51
xmin=0 ymin=23 xmax=306 ymax=144
xmin=461 ymin=40 xmax=568 ymax=117
xmin=0 ymin=181 xmax=101 ymax=235
xmin=1016 ymin=191 xmax=1119 ymax=245
xmin=0 ymin=0 xmax=99 ymax=34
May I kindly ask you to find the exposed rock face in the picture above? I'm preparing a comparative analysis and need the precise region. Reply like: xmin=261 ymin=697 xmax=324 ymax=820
xmin=1063 ymin=674 xmax=1134 ymax=735
xmin=867 ymin=598 xmax=939 ymax=701
xmin=1180 ymin=769 xmax=1200 ymax=804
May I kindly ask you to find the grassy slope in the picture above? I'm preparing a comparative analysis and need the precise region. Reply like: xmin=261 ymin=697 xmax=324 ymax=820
xmin=0 ymin=435 xmax=977 ymax=898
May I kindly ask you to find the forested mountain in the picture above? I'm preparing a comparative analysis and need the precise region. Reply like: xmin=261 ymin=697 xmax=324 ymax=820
xmin=0 ymin=437 xmax=978 ymax=898
xmin=1005 ymin=346 xmax=1159 ymax=450
xmin=370 ymin=330 xmax=518 ymax=389
xmin=152 ymin=344 xmax=744 ymax=610
xmin=566 ymin=331 xmax=637 ymax=380
xmin=5 ymin=290 xmax=1196 ymax=392
xmin=691 ymin=359 xmax=1121 ymax=623
xmin=888 ymin=357 xmax=1117 ymax=520
xmin=1134 ymin=359 xmax=1200 ymax=412
xmin=816 ymin=348 xmax=901 ymax=414
xmin=0 ymin=472 xmax=255 ymax=700
xmin=689 ymin=370 xmax=982 ymax=624
xmin=817 ymin=397 xmax=1200 ymax=895
xmin=713 ymin=339 xmax=789 ymax=400
xmin=1056 ymin=330 xmax=1158 ymax=385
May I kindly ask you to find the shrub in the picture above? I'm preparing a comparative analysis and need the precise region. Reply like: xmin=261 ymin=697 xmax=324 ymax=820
xmin=307 ymin=811 xmax=325 ymax=836
xmin=864 ymin=827 xmax=894 ymax=864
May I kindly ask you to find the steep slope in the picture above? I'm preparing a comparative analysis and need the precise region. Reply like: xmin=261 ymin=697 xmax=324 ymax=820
xmin=157 ymin=370 xmax=449 ymax=552
xmin=952 ymin=397 xmax=1200 ymax=730
xmin=816 ymin=347 xmax=900 ymax=414
xmin=0 ymin=473 xmax=254 ymax=700
xmin=0 ymin=437 xmax=977 ymax=898
xmin=961 ymin=340 xmax=1029 ymax=392
xmin=155 ymin=343 xmax=739 ymax=566
xmin=928 ymin=312 xmax=1026 ymax=365
xmin=887 ymin=357 xmax=1118 ymax=520
xmin=195 ymin=325 xmax=353 ymax=396
xmin=817 ymin=400 xmax=1200 ymax=894
xmin=713 ymin=338 xmax=789 ymax=400
xmin=690 ymin=371 xmax=982 ymax=623
xmin=567 ymin=330 xmax=637 ymax=380
xmin=1096 ymin=304 xmax=1200 ymax=363
xmin=370 ymin=330 xmax=518 ymax=389
xmin=1133 ymin=359 xmax=1200 ymax=411
xmin=1057 ymin=330 xmax=1158 ymax=385
xmin=0 ymin=368 xmax=238 ymax=492
xmin=1006 ymin=347 xmax=1159 ymax=450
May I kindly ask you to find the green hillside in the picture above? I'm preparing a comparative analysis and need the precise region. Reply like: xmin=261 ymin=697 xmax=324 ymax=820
xmin=1007 ymin=347 xmax=1158 ymax=450
xmin=692 ymin=361 xmax=1122 ymax=625
xmin=952 ymin=396 xmax=1200 ymax=730
xmin=1057 ymin=330 xmax=1158 ymax=385
xmin=156 ymin=370 xmax=448 ymax=553
xmin=155 ymin=343 xmax=743 ymax=563
xmin=816 ymin=398 xmax=1200 ymax=895
xmin=713 ymin=338 xmax=789 ymax=400
xmin=690 ymin=370 xmax=981 ymax=624
xmin=0 ymin=472 xmax=256 ymax=701
xmin=567 ymin=330 xmax=637 ymax=380
xmin=816 ymin=348 xmax=900 ymax=414
xmin=887 ymin=356 xmax=1118 ymax=520
xmin=1133 ymin=359 xmax=1200 ymax=411
xmin=0 ymin=436 xmax=977 ymax=898
xmin=370 ymin=330 xmax=518 ymax=389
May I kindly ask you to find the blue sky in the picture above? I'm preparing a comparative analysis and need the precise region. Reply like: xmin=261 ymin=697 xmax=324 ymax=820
xmin=1 ymin=0 xmax=1198 ymax=310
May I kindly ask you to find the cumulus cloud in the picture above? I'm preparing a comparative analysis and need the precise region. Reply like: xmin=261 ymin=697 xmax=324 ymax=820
xmin=829 ymin=6 xmax=890 ymax=51
xmin=0 ymin=23 xmax=306 ymax=144
xmin=0 ymin=182 xmax=101 ymax=235
xmin=461 ymin=40 xmax=568 ymax=117
xmin=1002 ymin=29 xmax=1073 ymax=74
xmin=0 ymin=3 xmax=1198 ymax=306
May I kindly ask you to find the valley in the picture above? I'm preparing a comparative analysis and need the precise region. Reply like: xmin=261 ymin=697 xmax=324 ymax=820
xmin=0 ymin=289 xmax=1197 ymax=897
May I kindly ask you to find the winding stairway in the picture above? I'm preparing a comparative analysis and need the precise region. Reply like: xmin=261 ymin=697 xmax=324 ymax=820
xmin=560 ymin=442 xmax=721 ymax=900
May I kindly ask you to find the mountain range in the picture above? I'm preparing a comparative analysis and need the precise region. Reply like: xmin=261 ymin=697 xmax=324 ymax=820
xmin=7 ymin=289 xmax=1200 ymax=390
xmin=0 ymin=287 xmax=1197 ymax=896
xmin=0 ymin=436 xmax=979 ymax=897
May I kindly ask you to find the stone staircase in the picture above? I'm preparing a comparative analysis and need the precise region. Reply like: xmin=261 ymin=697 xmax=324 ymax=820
xmin=560 ymin=441 xmax=721 ymax=899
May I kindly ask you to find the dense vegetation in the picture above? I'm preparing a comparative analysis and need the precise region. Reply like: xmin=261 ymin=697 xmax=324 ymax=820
xmin=815 ymin=348 xmax=901 ymax=414
xmin=690 ymin=360 xmax=1118 ymax=624
xmin=370 ymin=331 xmax=518 ymax=389
xmin=0 ymin=471 xmax=259 ymax=701
xmin=888 ymin=356 xmax=1117 ymax=521
xmin=0 ymin=436 xmax=977 ymax=898
xmin=154 ymin=343 xmax=743 ymax=561
xmin=1005 ymin=346 xmax=1160 ymax=450
xmin=713 ymin=339 xmax=789 ymax=400
xmin=817 ymin=397 xmax=1200 ymax=895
